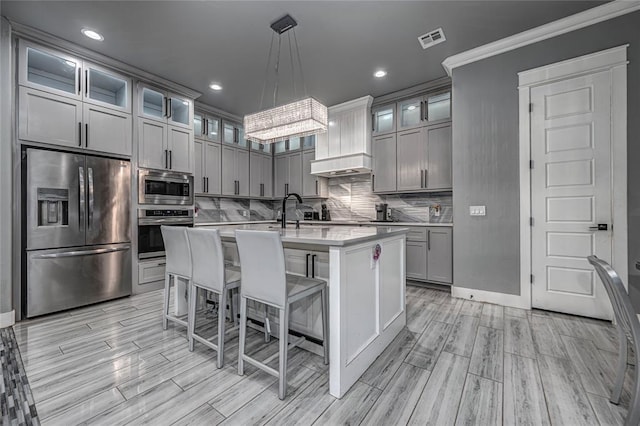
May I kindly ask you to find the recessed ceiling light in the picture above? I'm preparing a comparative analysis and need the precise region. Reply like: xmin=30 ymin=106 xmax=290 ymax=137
xmin=374 ymin=70 xmax=387 ymax=78
xmin=81 ymin=28 xmax=104 ymax=41
xmin=209 ymin=83 xmax=222 ymax=91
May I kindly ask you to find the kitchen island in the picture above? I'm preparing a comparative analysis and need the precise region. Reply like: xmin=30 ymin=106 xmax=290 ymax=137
xmin=198 ymin=223 xmax=408 ymax=398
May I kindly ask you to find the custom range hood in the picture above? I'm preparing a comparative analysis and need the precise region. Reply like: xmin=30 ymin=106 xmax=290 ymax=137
xmin=310 ymin=96 xmax=373 ymax=177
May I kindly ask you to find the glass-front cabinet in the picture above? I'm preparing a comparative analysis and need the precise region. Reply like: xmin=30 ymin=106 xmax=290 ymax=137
xmin=84 ymin=63 xmax=131 ymax=113
xmin=194 ymin=112 xmax=221 ymax=142
xmin=194 ymin=112 xmax=205 ymax=139
xmin=222 ymin=121 xmax=248 ymax=148
xmin=372 ymin=104 xmax=396 ymax=136
xmin=426 ymin=91 xmax=451 ymax=122
xmin=302 ymin=135 xmax=316 ymax=150
xmin=274 ymin=140 xmax=287 ymax=154
xmin=396 ymin=90 xmax=451 ymax=131
xmin=19 ymin=40 xmax=82 ymax=99
xmin=138 ymin=82 xmax=192 ymax=129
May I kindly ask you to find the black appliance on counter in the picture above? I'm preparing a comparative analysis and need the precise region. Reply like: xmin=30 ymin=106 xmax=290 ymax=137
xmin=321 ymin=204 xmax=331 ymax=221
xmin=303 ymin=211 xmax=320 ymax=220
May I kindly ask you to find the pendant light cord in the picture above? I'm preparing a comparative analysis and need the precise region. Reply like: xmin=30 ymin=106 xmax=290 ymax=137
xmin=288 ymin=31 xmax=296 ymax=100
xmin=259 ymin=32 xmax=276 ymax=110
xmin=293 ymin=28 xmax=308 ymax=97
xmin=273 ymin=34 xmax=282 ymax=107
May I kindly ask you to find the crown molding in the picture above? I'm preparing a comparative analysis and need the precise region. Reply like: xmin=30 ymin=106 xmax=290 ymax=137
xmin=194 ymin=101 xmax=242 ymax=123
xmin=372 ymin=76 xmax=451 ymax=107
xmin=9 ymin=20 xmax=202 ymax=100
xmin=441 ymin=0 xmax=640 ymax=75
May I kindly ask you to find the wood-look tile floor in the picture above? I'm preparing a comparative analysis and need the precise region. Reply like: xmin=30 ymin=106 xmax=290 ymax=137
xmin=11 ymin=285 xmax=635 ymax=425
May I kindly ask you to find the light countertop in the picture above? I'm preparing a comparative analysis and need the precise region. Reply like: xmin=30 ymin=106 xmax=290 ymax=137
xmin=195 ymin=220 xmax=453 ymax=228
xmin=198 ymin=223 xmax=409 ymax=246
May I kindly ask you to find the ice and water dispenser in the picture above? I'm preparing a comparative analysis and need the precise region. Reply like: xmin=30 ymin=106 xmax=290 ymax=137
xmin=37 ymin=187 xmax=69 ymax=227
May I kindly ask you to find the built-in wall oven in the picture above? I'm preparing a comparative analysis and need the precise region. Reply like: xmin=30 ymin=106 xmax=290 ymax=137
xmin=138 ymin=208 xmax=194 ymax=259
xmin=138 ymin=169 xmax=193 ymax=205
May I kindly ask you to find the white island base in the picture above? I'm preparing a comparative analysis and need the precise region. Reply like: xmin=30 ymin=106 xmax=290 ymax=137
xmin=328 ymin=234 xmax=406 ymax=397
xmin=180 ymin=224 xmax=407 ymax=398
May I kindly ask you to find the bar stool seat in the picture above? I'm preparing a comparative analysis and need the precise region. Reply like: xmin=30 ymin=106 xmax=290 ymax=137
xmin=160 ymin=226 xmax=192 ymax=331
xmin=235 ymin=230 xmax=329 ymax=400
xmin=187 ymin=228 xmax=241 ymax=368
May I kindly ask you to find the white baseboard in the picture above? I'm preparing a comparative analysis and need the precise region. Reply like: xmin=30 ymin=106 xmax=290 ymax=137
xmin=452 ymin=286 xmax=531 ymax=310
xmin=0 ymin=309 xmax=15 ymax=328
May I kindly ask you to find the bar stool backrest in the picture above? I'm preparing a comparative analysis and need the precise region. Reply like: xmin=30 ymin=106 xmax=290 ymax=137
xmin=186 ymin=228 xmax=226 ymax=293
xmin=161 ymin=226 xmax=192 ymax=278
xmin=235 ymin=230 xmax=287 ymax=309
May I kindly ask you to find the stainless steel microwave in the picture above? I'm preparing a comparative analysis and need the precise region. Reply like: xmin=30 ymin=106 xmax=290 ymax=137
xmin=138 ymin=169 xmax=193 ymax=205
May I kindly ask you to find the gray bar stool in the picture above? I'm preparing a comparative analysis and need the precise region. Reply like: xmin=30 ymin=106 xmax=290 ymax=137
xmin=186 ymin=228 xmax=241 ymax=368
xmin=588 ymin=255 xmax=640 ymax=426
xmin=160 ymin=226 xmax=192 ymax=330
xmin=235 ymin=230 xmax=329 ymax=400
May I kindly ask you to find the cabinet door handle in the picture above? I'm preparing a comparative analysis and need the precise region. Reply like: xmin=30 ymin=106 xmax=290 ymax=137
xmin=203 ymin=177 xmax=206 ymax=192
xmin=420 ymin=170 xmax=424 ymax=188
xmin=84 ymin=70 xmax=88 ymax=96
xmin=428 ymin=230 xmax=431 ymax=250
xmin=312 ymin=254 xmax=317 ymax=278
xmin=372 ymin=113 xmax=375 ymax=132
xmin=164 ymin=149 xmax=168 ymax=169
xmin=85 ymin=123 xmax=88 ymax=147
xmin=372 ymin=174 xmax=375 ymax=191
xmin=424 ymin=168 xmax=428 ymax=188
xmin=78 ymin=122 xmax=82 ymax=146
xmin=77 ymin=68 xmax=81 ymax=95
xmin=204 ymin=118 xmax=208 ymax=136
xmin=163 ymin=97 xmax=168 ymax=117
xmin=306 ymin=253 xmax=310 ymax=277
xmin=167 ymin=98 xmax=172 ymax=119
xmin=169 ymin=150 xmax=172 ymax=169
xmin=315 ymin=180 xmax=318 ymax=195
xmin=207 ymin=177 xmax=210 ymax=193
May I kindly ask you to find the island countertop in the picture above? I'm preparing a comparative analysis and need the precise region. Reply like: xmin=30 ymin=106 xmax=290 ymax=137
xmin=199 ymin=223 xmax=408 ymax=246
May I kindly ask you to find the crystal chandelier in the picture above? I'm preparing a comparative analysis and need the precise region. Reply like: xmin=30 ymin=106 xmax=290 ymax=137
xmin=244 ymin=14 xmax=328 ymax=144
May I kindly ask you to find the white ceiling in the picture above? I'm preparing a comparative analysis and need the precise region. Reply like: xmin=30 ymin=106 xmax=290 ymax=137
xmin=1 ymin=1 xmax=604 ymax=116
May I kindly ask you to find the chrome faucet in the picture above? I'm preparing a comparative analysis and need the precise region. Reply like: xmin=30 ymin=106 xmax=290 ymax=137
xmin=281 ymin=193 xmax=303 ymax=229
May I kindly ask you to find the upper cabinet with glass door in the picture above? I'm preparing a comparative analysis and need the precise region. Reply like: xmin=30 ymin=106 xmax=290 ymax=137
xmin=372 ymin=104 xmax=396 ymax=136
xmin=222 ymin=121 xmax=248 ymax=148
xmin=138 ymin=82 xmax=192 ymax=129
xmin=83 ymin=63 xmax=132 ymax=113
xmin=396 ymin=89 xmax=451 ymax=131
xmin=194 ymin=111 xmax=221 ymax=142
xmin=19 ymin=40 xmax=82 ymax=100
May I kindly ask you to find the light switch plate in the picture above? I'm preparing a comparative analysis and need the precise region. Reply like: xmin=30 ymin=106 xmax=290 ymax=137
xmin=470 ymin=205 xmax=486 ymax=216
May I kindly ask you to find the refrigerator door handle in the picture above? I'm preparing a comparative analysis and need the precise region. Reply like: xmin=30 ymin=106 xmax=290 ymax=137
xmin=88 ymin=167 xmax=94 ymax=228
xmin=79 ymin=166 xmax=85 ymax=228
xmin=31 ymin=245 xmax=131 ymax=259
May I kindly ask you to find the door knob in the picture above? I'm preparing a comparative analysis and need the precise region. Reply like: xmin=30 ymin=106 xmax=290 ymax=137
xmin=589 ymin=224 xmax=608 ymax=231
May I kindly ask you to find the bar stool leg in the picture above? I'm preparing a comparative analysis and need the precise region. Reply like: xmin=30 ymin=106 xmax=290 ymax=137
xmin=217 ymin=288 xmax=227 ymax=368
xmin=321 ymin=287 xmax=329 ymax=365
xmin=162 ymin=273 xmax=171 ymax=330
xmin=264 ymin=303 xmax=271 ymax=343
xmin=238 ymin=296 xmax=247 ymax=376
xmin=278 ymin=304 xmax=289 ymax=400
xmin=611 ymin=325 xmax=627 ymax=404
xmin=188 ymin=285 xmax=197 ymax=352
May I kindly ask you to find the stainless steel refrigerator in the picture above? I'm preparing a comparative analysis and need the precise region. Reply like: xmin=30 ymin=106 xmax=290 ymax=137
xmin=24 ymin=148 xmax=132 ymax=317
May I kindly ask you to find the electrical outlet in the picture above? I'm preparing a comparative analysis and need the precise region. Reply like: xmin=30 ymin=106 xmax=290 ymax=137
xmin=242 ymin=210 xmax=248 ymax=217
xmin=469 ymin=205 xmax=486 ymax=216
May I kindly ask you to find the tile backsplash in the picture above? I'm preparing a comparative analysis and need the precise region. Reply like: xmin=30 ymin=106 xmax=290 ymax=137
xmin=195 ymin=174 xmax=452 ymax=224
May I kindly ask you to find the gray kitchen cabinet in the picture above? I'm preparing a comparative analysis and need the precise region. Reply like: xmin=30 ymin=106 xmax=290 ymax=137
xmin=372 ymin=133 xmax=397 ymax=193
xmin=138 ymin=117 xmax=192 ymax=172
xmin=372 ymin=103 xmax=396 ymax=136
xmin=426 ymin=123 xmax=452 ymax=190
xmin=406 ymin=241 xmax=428 ymax=280
xmin=194 ymin=140 xmax=221 ymax=195
xmin=138 ymin=82 xmax=192 ymax=129
xmin=18 ymin=86 xmax=83 ymax=148
xmin=222 ymin=120 xmax=248 ymax=148
xmin=396 ymin=89 xmax=451 ymax=132
xmin=302 ymin=149 xmax=327 ymax=198
xmin=83 ymin=103 xmax=132 ymax=156
xmin=250 ymin=151 xmax=273 ymax=198
xmin=274 ymin=151 xmax=302 ymax=198
xmin=222 ymin=145 xmax=249 ymax=196
xmin=427 ymin=227 xmax=453 ymax=284
xmin=167 ymin=126 xmax=193 ymax=173
xmin=396 ymin=127 xmax=425 ymax=191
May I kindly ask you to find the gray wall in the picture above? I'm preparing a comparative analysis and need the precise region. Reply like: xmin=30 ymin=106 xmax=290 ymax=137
xmin=452 ymin=12 xmax=640 ymax=303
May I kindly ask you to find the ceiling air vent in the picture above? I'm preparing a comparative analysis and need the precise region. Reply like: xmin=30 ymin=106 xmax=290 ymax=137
xmin=418 ymin=28 xmax=446 ymax=49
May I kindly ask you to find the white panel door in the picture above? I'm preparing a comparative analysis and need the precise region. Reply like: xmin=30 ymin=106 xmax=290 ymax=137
xmin=19 ymin=87 xmax=82 ymax=148
xmin=83 ymin=103 xmax=132 ymax=156
xmin=138 ymin=118 xmax=167 ymax=170
xmin=167 ymin=126 xmax=193 ymax=173
xmin=204 ymin=142 xmax=221 ymax=195
xmin=531 ymin=71 xmax=613 ymax=319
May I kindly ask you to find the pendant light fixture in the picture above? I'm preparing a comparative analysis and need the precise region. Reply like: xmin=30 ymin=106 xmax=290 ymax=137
xmin=244 ymin=14 xmax=328 ymax=144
